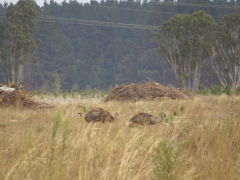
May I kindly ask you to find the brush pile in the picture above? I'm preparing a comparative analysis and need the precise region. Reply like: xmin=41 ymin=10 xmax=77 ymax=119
xmin=0 ymin=83 xmax=54 ymax=108
xmin=104 ymin=80 xmax=192 ymax=102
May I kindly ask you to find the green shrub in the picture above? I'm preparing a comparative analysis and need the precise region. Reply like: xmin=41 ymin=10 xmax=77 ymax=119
xmin=108 ymin=84 xmax=113 ymax=94
xmin=71 ymin=88 xmax=77 ymax=94
xmin=71 ymin=82 xmax=79 ymax=92
xmin=165 ymin=113 xmax=175 ymax=123
xmin=211 ymin=83 xmax=222 ymax=95
xmin=236 ymin=86 xmax=240 ymax=95
xmin=80 ymin=89 xmax=84 ymax=99
xmin=202 ymin=87 xmax=210 ymax=95
xmin=62 ymin=89 xmax=68 ymax=99
xmin=153 ymin=139 xmax=185 ymax=180
xmin=83 ymin=106 xmax=87 ymax=113
xmin=180 ymin=106 xmax=184 ymax=112
xmin=53 ymin=91 xmax=58 ymax=97
xmin=71 ymin=87 xmax=77 ymax=98
xmin=223 ymin=84 xmax=231 ymax=95
xmin=88 ymin=89 xmax=92 ymax=97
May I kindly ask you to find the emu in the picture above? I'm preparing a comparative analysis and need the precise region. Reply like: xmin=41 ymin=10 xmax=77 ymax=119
xmin=85 ymin=108 xmax=118 ymax=124
xmin=129 ymin=112 xmax=166 ymax=126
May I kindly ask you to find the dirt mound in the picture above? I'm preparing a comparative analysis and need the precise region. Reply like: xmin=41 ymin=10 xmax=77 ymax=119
xmin=104 ymin=81 xmax=192 ymax=102
xmin=0 ymin=83 xmax=54 ymax=108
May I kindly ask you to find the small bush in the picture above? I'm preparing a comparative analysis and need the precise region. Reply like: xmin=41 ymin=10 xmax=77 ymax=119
xmin=92 ymin=88 xmax=97 ymax=98
xmin=108 ymin=84 xmax=113 ymax=94
xmin=83 ymin=106 xmax=87 ymax=113
xmin=153 ymin=139 xmax=185 ymax=180
xmin=180 ymin=106 xmax=184 ymax=112
xmin=197 ymin=86 xmax=210 ymax=95
xmin=53 ymin=91 xmax=58 ymax=97
xmin=236 ymin=86 xmax=240 ymax=95
xmin=211 ymin=83 xmax=222 ymax=95
xmin=62 ymin=89 xmax=68 ymax=99
xmin=201 ymin=87 xmax=210 ymax=95
xmin=223 ymin=84 xmax=231 ymax=95
xmin=165 ymin=113 xmax=175 ymax=123
xmin=80 ymin=89 xmax=84 ymax=99
xmin=71 ymin=88 xmax=77 ymax=98
xmin=88 ymin=89 xmax=92 ymax=97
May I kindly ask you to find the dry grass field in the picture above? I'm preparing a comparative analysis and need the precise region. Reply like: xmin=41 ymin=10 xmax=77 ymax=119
xmin=1 ymin=95 xmax=240 ymax=180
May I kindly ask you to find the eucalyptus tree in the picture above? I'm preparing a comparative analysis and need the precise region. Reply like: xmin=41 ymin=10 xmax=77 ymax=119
xmin=156 ymin=11 xmax=214 ymax=91
xmin=190 ymin=11 xmax=215 ymax=91
xmin=155 ymin=14 xmax=187 ymax=89
xmin=0 ymin=18 xmax=8 ymax=84
xmin=6 ymin=0 xmax=40 ymax=85
xmin=211 ymin=13 xmax=240 ymax=89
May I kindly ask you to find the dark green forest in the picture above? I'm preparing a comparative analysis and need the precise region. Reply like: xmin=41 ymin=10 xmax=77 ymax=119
xmin=1 ymin=0 xmax=240 ymax=92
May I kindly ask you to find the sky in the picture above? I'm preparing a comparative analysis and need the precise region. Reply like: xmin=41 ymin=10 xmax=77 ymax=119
xmin=0 ymin=0 xmax=92 ymax=7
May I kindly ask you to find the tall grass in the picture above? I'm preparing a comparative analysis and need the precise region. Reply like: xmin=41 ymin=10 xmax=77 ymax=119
xmin=0 ymin=95 xmax=240 ymax=179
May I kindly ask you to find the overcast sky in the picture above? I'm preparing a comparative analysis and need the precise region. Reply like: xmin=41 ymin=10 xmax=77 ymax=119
xmin=0 ymin=0 xmax=92 ymax=7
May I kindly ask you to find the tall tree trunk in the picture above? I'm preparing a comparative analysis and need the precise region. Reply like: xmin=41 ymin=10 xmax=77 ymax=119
xmin=9 ymin=30 xmax=17 ymax=83
xmin=17 ymin=64 xmax=24 ymax=86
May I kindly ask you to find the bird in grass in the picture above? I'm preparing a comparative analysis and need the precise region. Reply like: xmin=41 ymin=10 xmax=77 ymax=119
xmin=85 ymin=108 xmax=118 ymax=124
xmin=129 ymin=112 xmax=166 ymax=127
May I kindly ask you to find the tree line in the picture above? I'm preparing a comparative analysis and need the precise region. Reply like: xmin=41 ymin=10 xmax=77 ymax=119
xmin=156 ymin=10 xmax=240 ymax=91
xmin=1 ymin=0 xmax=240 ymax=92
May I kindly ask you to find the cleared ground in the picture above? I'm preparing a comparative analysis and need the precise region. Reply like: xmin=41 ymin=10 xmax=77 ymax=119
xmin=1 ymin=95 xmax=240 ymax=180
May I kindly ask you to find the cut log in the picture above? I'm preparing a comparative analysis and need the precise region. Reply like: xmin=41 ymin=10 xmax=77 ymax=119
xmin=0 ymin=87 xmax=15 ymax=93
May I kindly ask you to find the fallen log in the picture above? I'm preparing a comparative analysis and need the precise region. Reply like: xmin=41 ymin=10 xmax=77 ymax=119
xmin=0 ymin=87 xmax=15 ymax=93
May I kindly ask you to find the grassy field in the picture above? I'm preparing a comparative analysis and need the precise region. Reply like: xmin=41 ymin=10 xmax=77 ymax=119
xmin=1 ymin=95 xmax=240 ymax=180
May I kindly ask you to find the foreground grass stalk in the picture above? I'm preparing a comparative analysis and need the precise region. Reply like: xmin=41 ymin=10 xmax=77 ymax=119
xmin=49 ymin=109 xmax=61 ymax=179
xmin=62 ymin=119 xmax=71 ymax=156
xmin=26 ymin=129 xmax=34 ymax=179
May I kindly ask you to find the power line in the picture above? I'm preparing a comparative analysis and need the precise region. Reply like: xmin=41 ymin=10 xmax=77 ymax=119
xmin=34 ymin=1 xmax=235 ymax=30
xmin=89 ymin=4 xmax=179 ymax=15
xmin=0 ymin=2 xmax=234 ymax=31
xmin=0 ymin=10 xmax=225 ymax=31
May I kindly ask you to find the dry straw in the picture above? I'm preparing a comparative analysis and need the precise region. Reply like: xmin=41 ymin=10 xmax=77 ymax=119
xmin=0 ymin=95 xmax=240 ymax=179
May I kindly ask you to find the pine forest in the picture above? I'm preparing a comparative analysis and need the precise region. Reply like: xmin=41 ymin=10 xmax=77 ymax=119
xmin=1 ymin=0 xmax=240 ymax=92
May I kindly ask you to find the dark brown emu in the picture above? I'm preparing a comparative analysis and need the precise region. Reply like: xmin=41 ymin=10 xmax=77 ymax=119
xmin=85 ymin=108 xmax=118 ymax=124
xmin=129 ymin=113 xmax=166 ymax=126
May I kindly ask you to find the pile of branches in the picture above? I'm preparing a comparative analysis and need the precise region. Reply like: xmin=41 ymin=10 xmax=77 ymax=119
xmin=104 ymin=80 xmax=192 ymax=102
xmin=0 ymin=83 xmax=54 ymax=108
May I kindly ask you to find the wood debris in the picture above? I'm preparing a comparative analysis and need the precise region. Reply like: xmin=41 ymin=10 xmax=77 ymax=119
xmin=0 ymin=83 xmax=55 ymax=109
xmin=104 ymin=80 xmax=192 ymax=102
